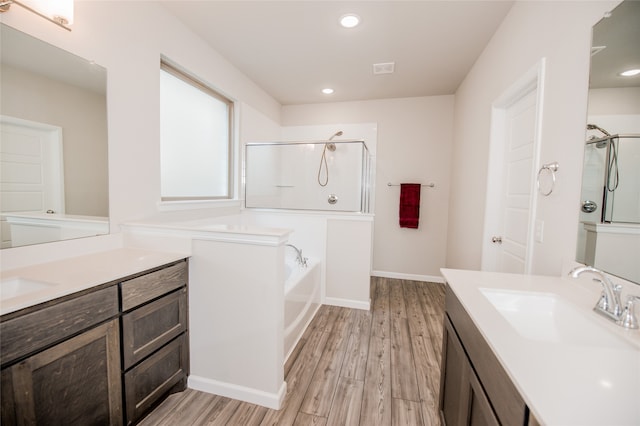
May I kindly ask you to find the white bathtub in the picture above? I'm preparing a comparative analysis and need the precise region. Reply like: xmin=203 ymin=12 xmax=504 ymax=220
xmin=284 ymin=255 xmax=321 ymax=362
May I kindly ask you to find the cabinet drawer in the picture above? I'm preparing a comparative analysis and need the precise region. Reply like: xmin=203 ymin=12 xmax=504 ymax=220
xmin=121 ymin=261 xmax=188 ymax=311
xmin=445 ymin=285 xmax=526 ymax=425
xmin=121 ymin=288 xmax=187 ymax=370
xmin=124 ymin=334 xmax=188 ymax=424
xmin=1 ymin=286 xmax=118 ymax=367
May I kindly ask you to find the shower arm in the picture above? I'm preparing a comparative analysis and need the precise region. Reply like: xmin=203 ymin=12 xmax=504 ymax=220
xmin=586 ymin=133 xmax=638 ymax=144
xmin=586 ymin=123 xmax=611 ymax=137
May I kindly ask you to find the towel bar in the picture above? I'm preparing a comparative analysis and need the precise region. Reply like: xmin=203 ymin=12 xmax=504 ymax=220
xmin=387 ymin=182 xmax=435 ymax=188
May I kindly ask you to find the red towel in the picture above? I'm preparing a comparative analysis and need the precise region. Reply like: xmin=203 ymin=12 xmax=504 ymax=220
xmin=399 ymin=183 xmax=421 ymax=229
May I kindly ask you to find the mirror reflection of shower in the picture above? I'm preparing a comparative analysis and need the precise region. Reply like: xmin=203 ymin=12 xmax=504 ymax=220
xmin=586 ymin=123 xmax=611 ymax=137
xmin=586 ymin=124 xmax=619 ymax=192
xmin=582 ymin=124 xmax=640 ymax=224
xmin=317 ymin=131 xmax=343 ymax=187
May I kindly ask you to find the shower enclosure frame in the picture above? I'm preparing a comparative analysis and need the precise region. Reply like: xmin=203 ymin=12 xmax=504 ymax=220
xmin=244 ymin=139 xmax=372 ymax=213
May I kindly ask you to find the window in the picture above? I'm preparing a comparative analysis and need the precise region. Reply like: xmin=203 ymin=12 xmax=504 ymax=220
xmin=160 ymin=61 xmax=233 ymax=201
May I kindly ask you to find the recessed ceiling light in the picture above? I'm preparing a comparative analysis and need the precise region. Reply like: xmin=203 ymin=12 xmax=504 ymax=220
xmin=322 ymin=88 xmax=334 ymax=94
xmin=339 ymin=14 xmax=360 ymax=29
xmin=619 ymin=68 xmax=640 ymax=77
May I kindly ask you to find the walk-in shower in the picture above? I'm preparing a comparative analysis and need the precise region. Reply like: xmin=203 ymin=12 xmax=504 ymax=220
xmin=580 ymin=127 xmax=640 ymax=224
xmin=245 ymin=139 xmax=371 ymax=212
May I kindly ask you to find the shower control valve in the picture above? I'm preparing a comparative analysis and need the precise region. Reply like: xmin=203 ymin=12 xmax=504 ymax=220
xmin=581 ymin=200 xmax=597 ymax=213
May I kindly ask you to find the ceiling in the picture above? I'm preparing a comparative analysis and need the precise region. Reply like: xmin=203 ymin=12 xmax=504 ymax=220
xmin=160 ymin=1 xmax=515 ymax=105
xmin=5 ymin=1 xmax=635 ymax=105
xmin=590 ymin=0 xmax=640 ymax=89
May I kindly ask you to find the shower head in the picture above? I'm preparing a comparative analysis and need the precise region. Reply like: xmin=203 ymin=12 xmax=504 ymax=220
xmin=328 ymin=131 xmax=343 ymax=141
xmin=326 ymin=130 xmax=342 ymax=152
xmin=586 ymin=124 xmax=612 ymax=148
xmin=587 ymin=123 xmax=611 ymax=137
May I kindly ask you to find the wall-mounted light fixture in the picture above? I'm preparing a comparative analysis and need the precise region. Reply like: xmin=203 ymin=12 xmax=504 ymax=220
xmin=0 ymin=0 xmax=73 ymax=31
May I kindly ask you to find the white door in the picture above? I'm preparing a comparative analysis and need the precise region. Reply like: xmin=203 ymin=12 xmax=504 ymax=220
xmin=0 ymin=116 xmax=65 ymax=246
xmin=482 ymin=61 xmax=545 ymax=274
xmin=0 ymin=116 xmax=65 ymax=213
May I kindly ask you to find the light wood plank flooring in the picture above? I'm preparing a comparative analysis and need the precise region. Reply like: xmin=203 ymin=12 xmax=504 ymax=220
xmin=139 ymin=277 xmax=445 ymax=426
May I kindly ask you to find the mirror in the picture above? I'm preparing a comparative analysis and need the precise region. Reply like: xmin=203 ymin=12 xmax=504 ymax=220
xmin=0 ymin=23 xmax=109 ymax=249
xmin=576 ymin=0 xmax=640 ymax=284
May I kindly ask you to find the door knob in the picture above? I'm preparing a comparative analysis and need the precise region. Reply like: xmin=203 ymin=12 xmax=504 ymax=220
xmin=491 ymin=236 xmax=503 ymax=244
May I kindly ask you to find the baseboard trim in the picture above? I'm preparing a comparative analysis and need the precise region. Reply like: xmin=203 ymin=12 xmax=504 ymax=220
xmin=188 ymin=375 xmax=286 ymax=410
xmin=324 ymin=296 xmax=370 ymax=311
xmin=371 ymin=270 xmax=445 ymax=283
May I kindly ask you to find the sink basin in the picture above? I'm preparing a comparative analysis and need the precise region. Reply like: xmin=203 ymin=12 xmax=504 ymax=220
xmin=480 ymin=288 xmax=631 ymax=349
xmin=1 ymin=277 xmax=57 ymax=300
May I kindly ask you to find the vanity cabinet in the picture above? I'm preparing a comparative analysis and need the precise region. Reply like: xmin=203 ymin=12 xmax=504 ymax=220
xmin=120 ymin=260 xmax=189 ymax=425
xmin=0 ymin=257 xmax=189 ymax=426
xmin=439 ymin=285 xmax=528 ymax=426
xmin=440 ymin=316 xmax=499 ymax=426
xmin=1 ymin=287 xmax=122 ymax=425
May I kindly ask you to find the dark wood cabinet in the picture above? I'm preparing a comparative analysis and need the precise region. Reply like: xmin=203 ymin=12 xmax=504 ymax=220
xmin=121 ymin=287 xmax=188 ymax=369
xmin=0 ymin=286 xmax=119 ymax=368
xmin=1 ymin=319 xmax=122 ymax=425
xmin=124 ymin=333 xmax=188 ymax=423
xmin=439 ymin=285 xmax=527 ymax=426
xmin=120 ymin=261 xmax=188 ymax=312
xmin=120 ymin=260 xmax=189 ymax=425
xmin=440 ymin=317 xmax=498 ymax=426
xmin=1 ymin=258 xmax=190 ymax=426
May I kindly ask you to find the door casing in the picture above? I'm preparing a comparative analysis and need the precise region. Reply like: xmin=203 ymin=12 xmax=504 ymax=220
xmin=481 ymin=59 xmax=546 ymax=274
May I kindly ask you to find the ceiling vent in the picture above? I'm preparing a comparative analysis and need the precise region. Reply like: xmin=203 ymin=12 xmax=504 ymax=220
xmin=373 ymin=62 xmax=395 ymax=75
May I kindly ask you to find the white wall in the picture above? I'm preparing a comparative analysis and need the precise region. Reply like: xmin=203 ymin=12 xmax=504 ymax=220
xmin=588 ymin=87 xmax=640 ymax=115
xmin=283 ymin=96 xmax=454 ymax=281
xmin=0 ymin=1 xmax=281 ymax=266
xmin=446 ymin=1 xmax=620 ymax=276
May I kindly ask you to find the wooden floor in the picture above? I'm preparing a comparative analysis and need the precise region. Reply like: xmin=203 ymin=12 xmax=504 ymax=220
xmin=139 ymin=277 xmax=445 ymax=426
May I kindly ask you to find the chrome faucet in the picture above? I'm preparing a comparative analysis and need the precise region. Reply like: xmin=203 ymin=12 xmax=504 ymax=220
xmin=569 ymin=266 xmax=638 ymax=329
xmin=286 ymin=244 xmax=308 ymax=268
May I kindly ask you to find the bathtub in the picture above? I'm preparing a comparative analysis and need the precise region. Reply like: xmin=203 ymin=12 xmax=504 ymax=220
xmin=284 ymin=254 xmax=321 ymax=362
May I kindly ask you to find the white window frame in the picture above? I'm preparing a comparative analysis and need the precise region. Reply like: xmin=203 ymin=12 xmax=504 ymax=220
xmin=159 ymin=60 xmax=235 ymax=204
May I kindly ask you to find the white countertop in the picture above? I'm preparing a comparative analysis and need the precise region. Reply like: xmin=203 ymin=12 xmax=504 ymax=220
xmin=122 ymin=217 xmax=292 ymax=238
xmin=0 ymin=248 xmax=189 ymax=316
xmin=2 ymin=212 xmax=109 ymax=224
xmin=441 ymin=269 xmax=640 ymax=426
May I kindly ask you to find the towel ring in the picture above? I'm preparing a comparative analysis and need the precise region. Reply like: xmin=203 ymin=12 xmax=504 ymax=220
xmin=536 ymin=162 xmax=559 ymax=196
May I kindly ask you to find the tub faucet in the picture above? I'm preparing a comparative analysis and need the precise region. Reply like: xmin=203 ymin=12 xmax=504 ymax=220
xmin=286 ymin=244 xmax=308 ymax=268
xmin=569 ymin=266 xmax=631 ymax=326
